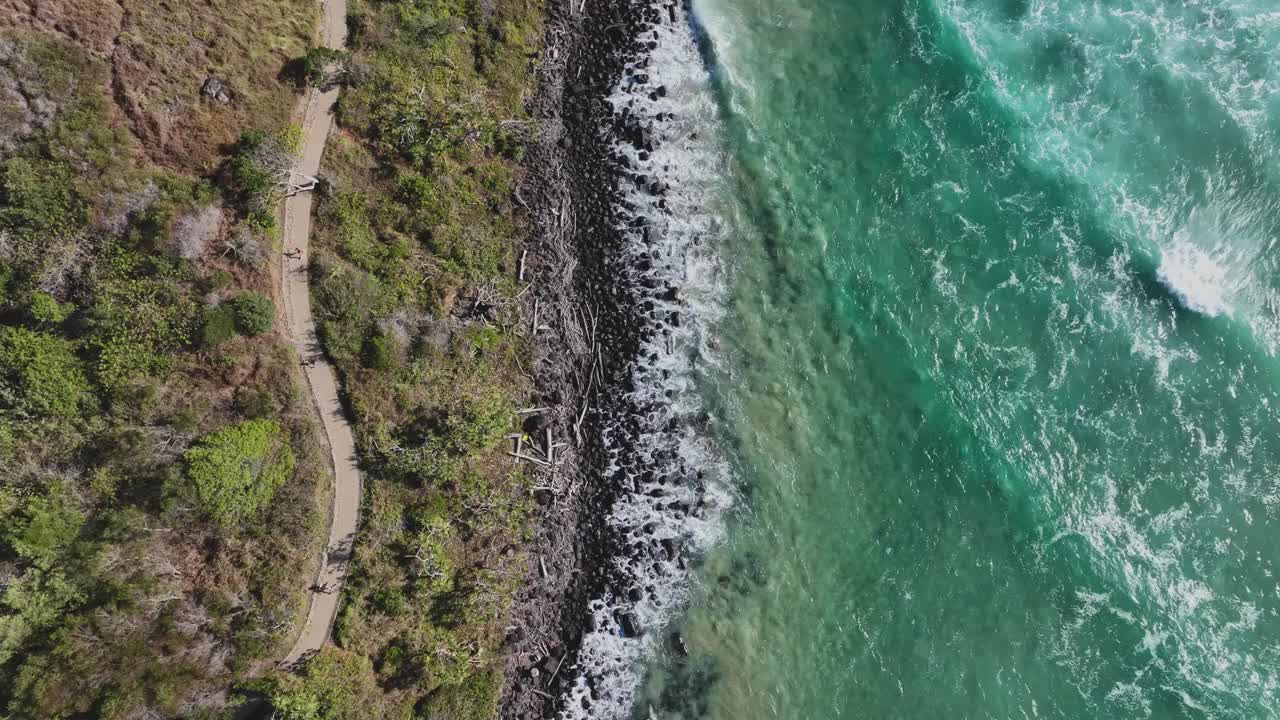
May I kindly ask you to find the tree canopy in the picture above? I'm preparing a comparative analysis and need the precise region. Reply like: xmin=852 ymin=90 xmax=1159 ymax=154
xmin=232 ymin=291 xmax=275 ymax=336
xmin=184 ymin=418 xmax=295 ymax=525
xmin=0 ymin=326 xmax=89 ymax=418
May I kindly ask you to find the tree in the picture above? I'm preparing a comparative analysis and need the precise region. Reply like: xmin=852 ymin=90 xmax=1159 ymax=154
xmin=6 ymin=493 xmax=83 ymax=571
xmin=0 ymin=326 xmax=89 ymax=418
xmin=183 ymin=419 xmax=295 ymax=525
xmin=232 ymin=292 xmax=274 ymax=336
xmin=227 ymin=126 xmax=302 ymax=223
xmin=300 ymin=47 xmax=351 ymax=87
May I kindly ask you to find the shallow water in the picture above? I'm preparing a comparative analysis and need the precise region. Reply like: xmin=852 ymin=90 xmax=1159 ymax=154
xmin=633 ymin=0 xmax=1280 ymax=717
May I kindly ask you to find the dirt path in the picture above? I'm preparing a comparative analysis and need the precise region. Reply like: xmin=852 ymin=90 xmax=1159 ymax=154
xmin=281 ymin=0 xmax=354 ymax=666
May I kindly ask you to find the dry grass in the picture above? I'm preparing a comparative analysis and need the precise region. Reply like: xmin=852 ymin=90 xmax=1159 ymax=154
xmin=0 ymin=0 xmax=316 ymax=172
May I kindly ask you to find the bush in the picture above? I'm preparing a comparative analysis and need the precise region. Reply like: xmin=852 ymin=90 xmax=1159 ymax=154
xmin=184 ymin=419 xmax=295 ymax=525
xmin=396 ymin=172 xmax=436 ymax=210
xmin=26 ymin=292 xmax=73 ymax=325
xmin=227 ymin=126 xmax=301 ymax=214
xmin=333 ymin=194 xmax=380 ymax=271
xmin=0 ymin=157 xmax=84 ymax=236
xmin=201 ymin=268 xmax=235 ymax=292
xmin=257 ymin=647 xmax=411 ymax=720
xmin=420 ymin=669 xmax=500 ymax=720
xmin=363 ymin=332 xmax=397 ymax=370
xmin=444 ymin=390 xmax=511 ymax=456
xmin=247 ymin=207 xmax=276 ymax=233
xmin=301 ymin=47 xmax=350 ymax=86
xmin=86 ymin=271 xmax=198 ymax=393
xmin=406 ymin=514 xmax=455 ymax=595
xmin=202 ymin=304 xmax=238 ymax=347
xmin=232 ymin=292 xmax=274 ymax=336
xmin=0 ymin=326 xmax=89 ymax=418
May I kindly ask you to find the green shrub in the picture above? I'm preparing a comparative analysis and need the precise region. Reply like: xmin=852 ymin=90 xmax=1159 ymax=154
xmin=0 ymin=421 xmax=14 ymax=462
xmin=407 ymin=515 xmax=455 ymax=595
xmin=371 ymin=588 xmax=408 ymax=616
xmin=184 ymin=419 xmax=295 ymax=525
xmin=202 ymin=268 xmax=235 ymax=292
xmin=5 ymin=492 xmax=84 ymax=571
xmin=444 ymin=390 xmax=511 ymax=456
xmin=228 ymin=126 xmax=301 ymax=215
xmin=415 ymin=626 xmax=472 ymax=689
xmin=202 ymin=304 xmax=238 ymax=347
xmin=228 ymin=130 xmax=275 ymax=201
xmin=87 ymin=302 xmax=196 ymax=393
xmin=363 ymin=332 xmax=397 ymax=370
xmin=26 ymin=292 xmax=73 ymax=325
xmin=301 ymin=47 xmax=350 ymax=86
xmin=312 ymin=258 xmax=388 ymax=362
xmin=420 ymin=669 xmax=500 ymax=720
xmin=247 ymin=207 xmax=276 ymax=233
xmin=232 ymin=292 xmax=274 ymax=336
xmin=0 ymin=568 xmax=86 ymax=666
xmin=235 ymin=386 xmax=277 ymax=419
xmin=87 ymin=467 xmax=121 ymax=500
xmin=381 ymin=436 xmax=460 ymax=487
xmin=0 ymin=157 xmax=83 ymax=236
xmin=396 ymin=172 xmax=438 ymax=212
xmin=257 ymin=647 xmax=411 ymax=720
xmin=0 ymin=266 xmax=13 ymax=304
xmin=333 ymin=194 xmax=380 ymax=271
xmin=0 ymin=326 xmax=89 ymax=418
xmin=86 ymin=251 xmax=199 ymax=392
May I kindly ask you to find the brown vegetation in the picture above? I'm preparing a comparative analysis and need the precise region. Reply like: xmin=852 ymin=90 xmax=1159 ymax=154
xmin=0 ymin=0 xmax=316 ymax=172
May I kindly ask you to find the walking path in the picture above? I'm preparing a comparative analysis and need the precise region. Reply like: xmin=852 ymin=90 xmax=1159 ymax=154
xmin=281 ymin=0 xmax=355 ymax=666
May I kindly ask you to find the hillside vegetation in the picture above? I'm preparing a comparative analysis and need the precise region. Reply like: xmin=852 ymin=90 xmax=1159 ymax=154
xmin=1 ymin=0 xmax=317 ymax=172
xmin=0 ymin=5 xmax=328 ymax=717
xmin=0 ymin=0 xmax=550 ymax=714
xmin=253 ymin=0 xmax=550 ymax=716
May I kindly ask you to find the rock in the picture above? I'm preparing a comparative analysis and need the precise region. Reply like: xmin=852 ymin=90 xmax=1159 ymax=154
xmin=660 ymin=537 xmax=679 ymax=560
xmin=201 ymin=77 xmax=233 ymax=104
xmin=671 ymin=632 xmax=689 ymax=657
xmin=620 ymin=612 xmax=642 ymax=638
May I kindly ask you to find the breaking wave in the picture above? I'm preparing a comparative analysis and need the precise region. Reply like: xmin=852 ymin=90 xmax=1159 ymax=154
xmin=557 ymin=3 xmax=733 ymax=718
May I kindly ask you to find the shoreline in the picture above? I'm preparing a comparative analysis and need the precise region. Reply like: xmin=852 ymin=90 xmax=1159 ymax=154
xmin=502 ymin=0 xmax=721 ymax=716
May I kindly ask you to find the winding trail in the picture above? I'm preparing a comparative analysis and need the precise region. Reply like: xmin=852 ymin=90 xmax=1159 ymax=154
xmin=281 ymin=0 xmax=355 ymax=666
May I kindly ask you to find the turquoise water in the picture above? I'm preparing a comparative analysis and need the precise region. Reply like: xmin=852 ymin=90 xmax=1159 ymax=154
xmin=639 ymin=0 xmax=1280 ymax=717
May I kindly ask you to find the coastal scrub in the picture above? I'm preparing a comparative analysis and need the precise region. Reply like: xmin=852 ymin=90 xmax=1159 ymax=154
xmin=0 ymin=25 xmax=326 ymax=719
xmin=293 ymin=0 xmax=546 ymax=714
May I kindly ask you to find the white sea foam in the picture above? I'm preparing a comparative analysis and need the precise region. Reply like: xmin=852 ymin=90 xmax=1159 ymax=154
xmin=1156 ymin=240 xmax=1234 ymax=317
xmin=556 ymin=4 xmax=733 ymax=718
xmin=1153 ymin=188 xmax=1278 ymax=328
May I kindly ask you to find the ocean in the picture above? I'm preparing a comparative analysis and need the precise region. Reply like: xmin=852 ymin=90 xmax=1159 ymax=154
xmin=569 ymin=0 xmax=1280 ymax=717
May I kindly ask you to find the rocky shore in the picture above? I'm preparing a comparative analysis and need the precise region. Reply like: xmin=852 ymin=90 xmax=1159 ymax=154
xmin=500 ymin=0 xmax=715 ymax=717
